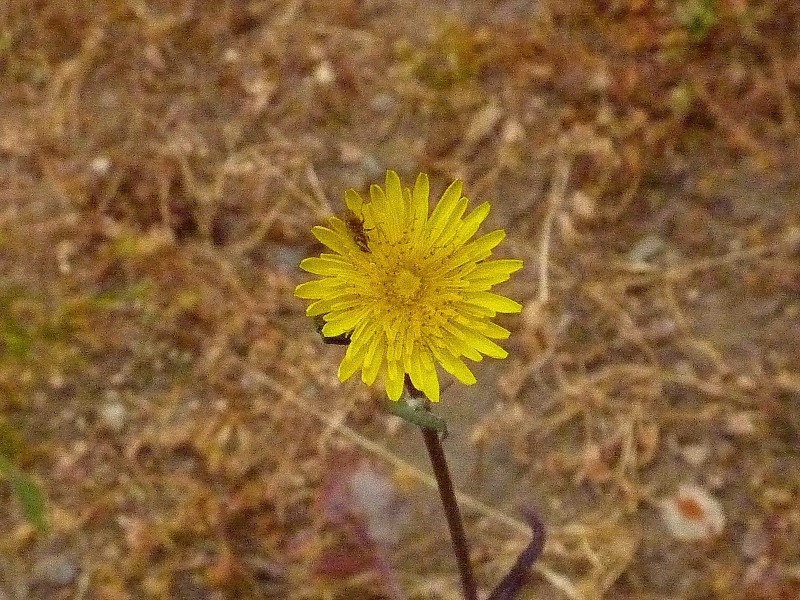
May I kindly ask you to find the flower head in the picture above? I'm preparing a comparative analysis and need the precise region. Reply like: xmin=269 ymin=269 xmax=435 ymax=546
xmin=295 ymin=171 xmax=523 ymax=402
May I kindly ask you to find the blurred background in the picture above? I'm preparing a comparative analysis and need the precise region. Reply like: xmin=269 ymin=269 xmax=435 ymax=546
xmin=1 ymin=1 xmax=798 ymax=598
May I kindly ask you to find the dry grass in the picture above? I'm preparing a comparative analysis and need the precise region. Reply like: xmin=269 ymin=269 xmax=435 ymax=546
xmin=1 ymin=1 xmax=799 ymax=598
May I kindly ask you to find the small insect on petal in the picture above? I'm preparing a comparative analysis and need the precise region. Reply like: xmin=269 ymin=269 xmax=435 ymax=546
xmin=343 ymin=208 xmax=372 ymax=253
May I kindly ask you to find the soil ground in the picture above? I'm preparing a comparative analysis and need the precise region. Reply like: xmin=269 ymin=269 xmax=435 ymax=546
xmin=1 ymin=1 xmax=799 ymax=599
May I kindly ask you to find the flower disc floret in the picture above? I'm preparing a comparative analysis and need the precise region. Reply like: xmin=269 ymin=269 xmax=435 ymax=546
xmin=295 ymin=170 xmax=523 ymax=402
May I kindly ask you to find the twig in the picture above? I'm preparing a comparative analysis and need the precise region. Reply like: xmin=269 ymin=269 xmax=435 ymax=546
xmin=603 ymin=239 xmax=793 ymax=289
xmin=487 ymin=510 xmax=546 ymax=600
xmin=538 ymin=150 xmax=573 ymax=305
xmin=690 ymin=73 xmax=767 ymax=157
xmin=765 ymin=40 xmax=798 ymax=135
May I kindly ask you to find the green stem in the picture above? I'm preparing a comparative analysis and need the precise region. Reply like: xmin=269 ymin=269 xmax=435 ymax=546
xmin=420 ymin=423 xmax=478 ymax=600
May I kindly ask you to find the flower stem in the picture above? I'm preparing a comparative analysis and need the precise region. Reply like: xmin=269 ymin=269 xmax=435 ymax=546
xmin=421 ymin=426 xmax=478 ymax=600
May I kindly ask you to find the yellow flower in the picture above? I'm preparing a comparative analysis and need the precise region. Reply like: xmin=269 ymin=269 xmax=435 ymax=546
xmin=295 ymin=171 xmax=523 ymax=402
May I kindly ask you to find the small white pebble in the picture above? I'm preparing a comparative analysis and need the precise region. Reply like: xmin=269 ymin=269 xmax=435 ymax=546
xmin=56 ymin=240 xmax=74 ymax=275
xmin=679 ymin=443 xmax=711 ymax=466
xmin=222 ymin=47 xmax=240 ymax=63
xmin=660 ymin=483 xmax=725 ymax=542
xmin=735 ymin=374 xmax=757 ymax=391
xmin=740 ymin=524 xmax=768 ymax=559
xmin=784 ymin=225 xmax=800 ymax=246
xmin=143 ymin=44 xmax=166 ymax=70
xmin=89 ymin=155 xmax=111 ymax=176
xmin=314 ymin=61 xmax=335 ymax=85
xmin=370 ymin=93 xmax=395 ymax=113
xmin=501 ymin=118 xmax=525 ymax=144
xmin=725 ymin=411 xmax=758 ymax=437
xmin=32 ymin=555 xmax=77 ymax=586
xmin=570 ymin=190 xmax=596 ymax=221
xmin=626 ymin=234 xmax=666 ymax=264
xmin=339 ymin=142 xmax=364 ymax=164
xmin=595 ymin=102 xmax=615 ymax=126
xmin=644 ymin=317 xmax=678 ymax=341
xmin=49 ymin=373 xmax=66 ymax=389
xmin=242 ymin=76 xmax=275 ymax=98
xmin=727 ymin=237 xmax=744 ymax=251
xmin=589 ymin=65 xmax=611 ymax=93
xmin=98 ymin=401 xmax=127 ymax=433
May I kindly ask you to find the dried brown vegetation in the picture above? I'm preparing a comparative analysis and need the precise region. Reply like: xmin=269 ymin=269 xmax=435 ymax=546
xmin=1 ymin=1 xmax=799 ymax=599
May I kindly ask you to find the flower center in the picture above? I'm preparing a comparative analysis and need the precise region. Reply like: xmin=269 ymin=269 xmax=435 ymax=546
xmin=394 ymin=268 xmax=422 ymax=301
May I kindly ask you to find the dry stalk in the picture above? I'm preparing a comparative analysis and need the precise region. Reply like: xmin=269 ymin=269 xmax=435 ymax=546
xmin=537 ymin=147 xmax=573 ymax=306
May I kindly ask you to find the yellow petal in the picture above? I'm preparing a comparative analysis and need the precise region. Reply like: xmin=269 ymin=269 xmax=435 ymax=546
xmin=419 ymin=351 xmax=440 ymax=402
xmin=473 ymin=320 xmax=511 ymax=340
xmin=452 ymin=201 xmax=491 ymax=245
xmin=294 ymin=278 xmax=341 ymax=300
xmin=362 ymin=334 xmax=385 ymax=385
xmin=338 ymin=338 xmax=367 ymax=382
xmin=345 ymin=189 xmax=365 ymax=213
xmin=426 ymin=179 xmax=463 ymax=243
xmin=384 ymin=170 xmax=403 ymax=233
xmin=312 ymin=225 xmax=352 ymax=255
xmin=468 ymin=292 xmax=523 ymax=314
xmin=299 ymin=256 xmax=350 ymax=276
xmin=432 ymin=346 xmax=477 ymax=385
xmin=386 ymin=360 xmax=405 ymax=401
xmin=453 ymin=230 xmax=506 ymax=264
xmin=456 ymin=325 xmax=508 ymax=359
